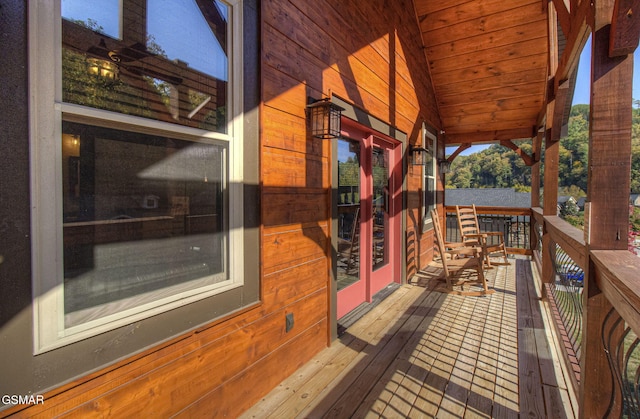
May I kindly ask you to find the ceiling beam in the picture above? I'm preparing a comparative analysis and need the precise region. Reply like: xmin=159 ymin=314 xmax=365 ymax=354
xmin=550 ymin=78 xmax=571 ymax=141
xmin=541 ymin=0 xmax=591 ymax=146
xmin=500 ymin=140 xmax=535 ymax=166
xmin=555 ymin=0 xmax=592 ymax=83
xmin=445 ymin=127 xmax=536 ymax=145
xmin=533 ymin=128 xmax=543 ymax=163
xmin=553 ymin=0 xmax=572 ymax=37
xmin=446 ymin=143 xmax=471 ymax=162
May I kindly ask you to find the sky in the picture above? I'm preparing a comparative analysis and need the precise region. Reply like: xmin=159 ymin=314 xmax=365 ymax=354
xmin=450 ymin=36 xmax=640 ymax=157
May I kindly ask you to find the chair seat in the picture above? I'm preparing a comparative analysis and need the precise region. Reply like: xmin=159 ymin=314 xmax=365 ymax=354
xmin=456 ymin=205 xmax=510 ymax=267
xmin=431 ymin=209 xmax=494 ymax=296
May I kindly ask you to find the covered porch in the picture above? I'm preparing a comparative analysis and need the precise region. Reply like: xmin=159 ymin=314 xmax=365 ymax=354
xmin=242 ymin=257 xmax=577 ymax=418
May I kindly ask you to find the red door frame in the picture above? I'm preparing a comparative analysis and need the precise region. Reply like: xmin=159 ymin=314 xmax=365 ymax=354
xmin=336 ymin=119 xmax=402 ymax=319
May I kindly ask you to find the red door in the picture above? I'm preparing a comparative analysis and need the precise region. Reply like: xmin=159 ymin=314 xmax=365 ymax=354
xmin=336 ymin=122 xmax=401 ymax=319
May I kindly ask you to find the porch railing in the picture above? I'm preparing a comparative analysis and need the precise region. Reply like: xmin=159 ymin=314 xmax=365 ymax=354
xmin=530 ymin=207 xmax=640 ymax=417
xmin=444 ymin=205 xmax=532 ymax=255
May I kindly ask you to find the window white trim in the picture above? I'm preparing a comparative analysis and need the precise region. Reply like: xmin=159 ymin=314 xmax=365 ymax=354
xmin=30 ymin=0 xmax=245 ymax=354
xmin=421 ymin=124 xmax=437 ymax=233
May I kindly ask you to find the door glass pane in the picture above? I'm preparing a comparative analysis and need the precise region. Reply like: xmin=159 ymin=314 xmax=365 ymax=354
xmin=372 ymin=146 xmax=389 ymax=270
xmin=337 ymin=139 xmax=360 ymax=291
xmin=61 ymin=0 xmax=229 ymax=133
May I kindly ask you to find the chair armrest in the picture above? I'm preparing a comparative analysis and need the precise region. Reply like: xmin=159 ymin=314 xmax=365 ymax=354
xmin=464 ymin=233 xmax=487 ymax=239
xmin=446 ymin=246 xmax=481 ymax=257
xmin=483 ymin=231 xmax=504 ymax=237
xmin=443 ymin=241 xmax=466 ymax=250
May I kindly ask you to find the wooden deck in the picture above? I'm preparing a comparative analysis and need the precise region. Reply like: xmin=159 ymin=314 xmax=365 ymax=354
xmin=241 ymin=258 xmax=577 ymax=418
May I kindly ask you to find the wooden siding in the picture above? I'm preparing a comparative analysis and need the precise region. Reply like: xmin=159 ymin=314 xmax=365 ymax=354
xmin=1 ymin=1 xmax=440 ymax=417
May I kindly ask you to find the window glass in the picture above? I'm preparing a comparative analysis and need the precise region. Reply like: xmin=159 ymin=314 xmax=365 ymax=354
xmin=62 ymin=0 xmax=121 ymax=39
xmin=61 ymin=0 xmax=228 ymax=133
xmin=147 ymin=0 xmax=228 ymax=81
xmin=30 ymin=0 xmax=244 ymax=351
xmin=337 ymin=138 xmax=361 ymax=290
xmin=62 ymin=122 xmax=228 ymax=328
xmin=372 ymin=147 xmax=389 ymax=270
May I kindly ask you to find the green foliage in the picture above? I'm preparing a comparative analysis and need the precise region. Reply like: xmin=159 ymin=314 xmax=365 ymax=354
xmin=559 ymin=185 xmax=586 ymax=198
xmin=338 ymin=160 xmax=359 ymax=186
xmin=446 ymin=104 xmax=640 ymax=194
xmin=559 ymin=200 xmax=579 ymax=217
xmin=631 ymin=206 xmax=640 ymax=232
xmin=445 ymin=143 xmax=531 ymax=189
xmin=564 ymin=214 xmax=585 ymax=229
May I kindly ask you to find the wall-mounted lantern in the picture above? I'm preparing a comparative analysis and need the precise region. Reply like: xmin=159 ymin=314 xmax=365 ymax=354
xmin=410 ymin=145 xmax=429 ymax=166
xmin=306 ymin=98 xmax=344 ymax=139
xmin=439 ymin=159 xmax=452 ymax=174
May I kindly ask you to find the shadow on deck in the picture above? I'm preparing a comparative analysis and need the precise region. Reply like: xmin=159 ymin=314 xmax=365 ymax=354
xmin=241 ymin=258 xmax=577 ymax=418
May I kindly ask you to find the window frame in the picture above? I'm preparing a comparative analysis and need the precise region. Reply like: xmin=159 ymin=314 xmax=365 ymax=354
xmin=30 ymin=0 xmax=248 ymax=354
xmin=421 ymin=124 xmax=438 ymax=233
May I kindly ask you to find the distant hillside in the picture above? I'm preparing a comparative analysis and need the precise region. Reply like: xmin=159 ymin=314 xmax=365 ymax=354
xmin=446 ymin=104 xmax=640 ymax=194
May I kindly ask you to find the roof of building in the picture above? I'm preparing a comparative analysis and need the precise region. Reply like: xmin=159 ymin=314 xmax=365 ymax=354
xmin=445 ymin=188 xmax=531 ymax=208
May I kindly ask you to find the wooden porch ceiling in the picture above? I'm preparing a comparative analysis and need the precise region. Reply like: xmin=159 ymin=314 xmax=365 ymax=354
xmin=414 ymin=0 xmax=549 ymax=145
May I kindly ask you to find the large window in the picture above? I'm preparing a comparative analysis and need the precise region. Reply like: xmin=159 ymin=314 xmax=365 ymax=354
xmin=31 ymin=0 xmax=249 ymax=353
xmin=422 ymin=124 xmax=437 ymax=232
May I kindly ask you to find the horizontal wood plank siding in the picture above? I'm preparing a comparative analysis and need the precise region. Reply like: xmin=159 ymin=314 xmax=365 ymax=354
xmin=4 ymin=1 xmax=440 ymax=417
xmin=259 ymin=0 xmax=440 ymax=415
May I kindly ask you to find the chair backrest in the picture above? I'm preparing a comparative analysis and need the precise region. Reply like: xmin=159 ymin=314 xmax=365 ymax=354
xmin=456 ymin=204 xmax=480 ymax=241
xmin=430 ymin=209 xmax=450 ymax=275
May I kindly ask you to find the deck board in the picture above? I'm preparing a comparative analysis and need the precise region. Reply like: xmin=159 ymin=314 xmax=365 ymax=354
xmin=240 ymin=258 xmax=576 ymax=418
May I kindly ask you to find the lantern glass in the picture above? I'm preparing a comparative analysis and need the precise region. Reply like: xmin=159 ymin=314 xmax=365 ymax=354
xmin=307 ymin=98 xmax=343 ymax=139
xmin=439 ymin=160 xmax=452 ymax=174
xmin=410 ymin=146 xmax=429 ymax=166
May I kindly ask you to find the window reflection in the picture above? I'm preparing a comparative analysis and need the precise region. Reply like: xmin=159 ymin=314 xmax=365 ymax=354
xmin=61 ymin=0 xmax=229 ymax=133
xmin=372 ymin=147 xmax=389 ymax=270
xmin=337 ymin=139 xmax=361 ymax=290
xmin=62 ymin=122 xmax=227 ymax=327
xmin=62 ymin=0 xmax=121 ymax=39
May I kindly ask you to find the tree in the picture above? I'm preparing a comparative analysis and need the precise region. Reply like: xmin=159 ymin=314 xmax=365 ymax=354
xmin=445 ymin=103 xmax=639 ymax=196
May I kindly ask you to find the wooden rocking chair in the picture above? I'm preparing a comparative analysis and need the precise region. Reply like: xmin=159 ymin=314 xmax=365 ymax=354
xmin=431 ymin=209 xmax=494 ymax=296
xmin=455 ymin=204 xmax=509 ymax=267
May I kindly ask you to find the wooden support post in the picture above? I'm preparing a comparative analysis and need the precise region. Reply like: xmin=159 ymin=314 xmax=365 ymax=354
xmin=609 ymin=0 xmax=640 ymax=56
xmin=530 ymin=131 xmax=543 ymax=254
xmin=541 ymin=130 xmax=560 ymax=285
xmin=531 ymin=131 xmax=543 ymax=209
xmin=580 ymin=0 xmax=634 ymax=416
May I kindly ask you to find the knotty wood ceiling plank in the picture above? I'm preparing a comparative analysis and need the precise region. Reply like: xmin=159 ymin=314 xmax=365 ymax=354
xmin=421 ymin=3 xmax=546 ymax=46
xmin=440 ymin=98 xmax=543 ymax=117
xmin=413 ymin=0 xmax=548 ymax=144
xmin=434 ymin=67 xmax=547 ymax=93
xmin=431 ymin=54 xmax=548 ymax=88
xmin=437 ymin=80 xmax=545 ymax=106
xmin=414 ymin=0 xmax=477 ymax=17
xmin=425 ymin=20 xmax=547 ymax=60
xmin=420 ymin=0 xmax=541 ymax=33
xmin=441 ymin=107 xmax=542 ymax=127
xmin=428 ymin=38 xmax=547 ymax=75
